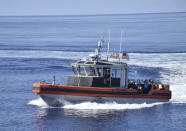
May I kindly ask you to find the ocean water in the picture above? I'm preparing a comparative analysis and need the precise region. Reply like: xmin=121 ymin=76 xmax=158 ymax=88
xmin=0 ymin=12 xmax=186 ymax=131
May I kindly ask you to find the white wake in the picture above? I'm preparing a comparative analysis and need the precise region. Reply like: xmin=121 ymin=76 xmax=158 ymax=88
xmin=63 ymin=101 xmax=163 ymax=110
xmin=28 ymin=98 xmax=48 ymax=108
xmin=170 ymin=85 xmax=186 ymax=103
xmin=28 ymin=98 xmax=164 ymax=110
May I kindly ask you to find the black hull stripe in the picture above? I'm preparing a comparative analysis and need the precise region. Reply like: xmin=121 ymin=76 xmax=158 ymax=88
xmin=33 ymin=87 xmax=171 ymax=97
xmin=152 ymin=93 xmax=171 ymax=96
xmin=34 ymin=87 xmax=138 ymax=95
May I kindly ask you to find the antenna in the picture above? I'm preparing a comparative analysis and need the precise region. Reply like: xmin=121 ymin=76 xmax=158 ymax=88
xmin=101 ymin=35 xmax=104 ymax=43
xmin=120 ymin=30 xmax=123 ymax=53
xmin=107 ymin=30 xmax=110 ymax=60
xmin=119 ymin=31 xmax=123 ymax=62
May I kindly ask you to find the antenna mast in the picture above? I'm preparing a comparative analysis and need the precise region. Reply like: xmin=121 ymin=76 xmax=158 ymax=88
xmin=119 ymin=31 xmax=123 ymax=62
xmin=120 ymin=31 xmax=123 ymax=53
xmin=107 ymin=30 xmax=110 ymax=60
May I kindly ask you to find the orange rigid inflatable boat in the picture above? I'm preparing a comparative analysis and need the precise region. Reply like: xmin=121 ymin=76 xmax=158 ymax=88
xmin=33 ymin=40 xmax=171 ymax=106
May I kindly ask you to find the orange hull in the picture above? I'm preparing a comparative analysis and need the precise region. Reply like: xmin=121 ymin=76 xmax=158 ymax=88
xmin=33 ymin=83 xmax=171 ymax=100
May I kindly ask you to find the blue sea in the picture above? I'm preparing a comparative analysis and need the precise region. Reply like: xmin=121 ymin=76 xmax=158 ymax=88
xmin=0 ymin=12 xmax=186 ymax=131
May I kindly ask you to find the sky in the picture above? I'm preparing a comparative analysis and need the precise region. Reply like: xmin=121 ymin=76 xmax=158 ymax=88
xmin=0 ymin=0 xmax=186 ymax=16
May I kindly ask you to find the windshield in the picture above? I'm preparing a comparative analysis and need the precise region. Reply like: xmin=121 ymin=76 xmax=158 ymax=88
xmin=85 ymin=66 xmax=96 ymax=76
xmin=72 ymin=66 xmax=78 ymax=75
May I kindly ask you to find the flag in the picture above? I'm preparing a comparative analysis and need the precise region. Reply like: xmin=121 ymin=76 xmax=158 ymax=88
xmin=110 ymin=52 xmax=119 ymax=59
xmin=110 ymin=52 xmax=129 ymax=60
xmin=122 ymin=52 xmax=129 ymax=60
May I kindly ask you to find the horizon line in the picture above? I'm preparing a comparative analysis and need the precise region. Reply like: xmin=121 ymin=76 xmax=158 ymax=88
xmin=0 ymin=11 xmax=185 ymax=17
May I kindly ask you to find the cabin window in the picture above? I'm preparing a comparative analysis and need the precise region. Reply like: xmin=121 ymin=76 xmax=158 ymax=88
xmin=96 ymin=68 xmax=102 ymax=76
xmin=103 ymin=68 xmax=110 ymax=78
xmin=103 ymin=67 xmax=111 ymax=86
xmin=85 ymin=66 xmax=96 ymax=76
xmin=112 ymin=69 xmax=121 ymax=78
xmin=72 ymin=66 xmax=78 ymax=75
xmin=77 ymin=66 xmax=86 ymax=75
